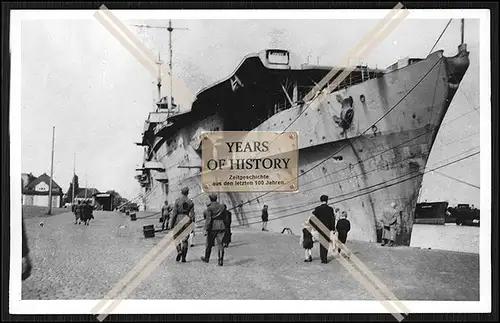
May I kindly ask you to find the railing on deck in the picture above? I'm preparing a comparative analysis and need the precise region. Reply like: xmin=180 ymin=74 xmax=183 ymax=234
xmin=269 ymin=66 xmax=383 ymax=118
xmin=328 ymin=65 xmax=384 ymax=92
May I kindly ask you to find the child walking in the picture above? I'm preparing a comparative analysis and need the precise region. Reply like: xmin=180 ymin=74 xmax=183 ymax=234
xmin=300 ymin=226 xmax=314 ymax=262
xmin=335 ymin=210 xmax=351 ymax=256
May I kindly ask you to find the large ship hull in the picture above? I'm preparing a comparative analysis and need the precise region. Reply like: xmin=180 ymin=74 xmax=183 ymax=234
xmin=138 ymin=47 xmax=470 ymax=246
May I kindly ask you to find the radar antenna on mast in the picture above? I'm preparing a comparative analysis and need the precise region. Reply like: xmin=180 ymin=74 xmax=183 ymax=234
xmin=130 ymin=21 xmax=189 ymax=118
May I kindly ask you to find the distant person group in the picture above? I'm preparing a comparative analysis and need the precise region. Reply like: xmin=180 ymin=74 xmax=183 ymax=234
xmin=71 ymin=200 xmax=94 ymax=226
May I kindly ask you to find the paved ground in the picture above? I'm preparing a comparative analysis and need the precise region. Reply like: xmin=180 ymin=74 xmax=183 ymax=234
xmin=22 ymin=209 xmax=479 ymax=301
xmin=22 ymin=205 xmax=69 ymax=219
xmin=410 ymin=223 xmax=479 ymax=254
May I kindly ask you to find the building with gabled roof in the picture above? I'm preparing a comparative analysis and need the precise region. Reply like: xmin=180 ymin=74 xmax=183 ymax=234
xmin=22 ymin=173 xmax=64 ymax=208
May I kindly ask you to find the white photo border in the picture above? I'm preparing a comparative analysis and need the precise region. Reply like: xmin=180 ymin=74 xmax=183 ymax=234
xmin=9 ymin=8 xmax=492 ymax=315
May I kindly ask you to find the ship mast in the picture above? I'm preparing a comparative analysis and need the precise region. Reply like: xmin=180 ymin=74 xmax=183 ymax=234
xmin=167 ymin=20 xmax=173 ymax=119
xmin=459 ymin=18 xmax=467 ymax=53
xmin=165 ymin=20 xmax=189 ymax=118
xmin=156 ymin=53 xmax=163 ymax=104
xmin=130 ymin=21 xmax=189 ymax=116
xmin=461 ymin=18 xmax=464 ymax=44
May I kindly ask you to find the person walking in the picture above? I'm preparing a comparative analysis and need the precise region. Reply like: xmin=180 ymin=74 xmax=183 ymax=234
xmin=335 ymin=210 xmax=351 ymax=255
xmin=170 ymin=187 xmax=195 ymax=263
xmin=73 ymin=201 xmax=81 ymax=224
xmin=201 ymin=193 xmax=227 ymax=266
xmin=261 ymin=205 xmax=269 ymax=231
xmin=71 ymin=202 xmax=77 ymax=223
xmin=82 ymin=200 xmax=92 ymax=225
xmin=75 ymin=200 xmax=83 ymax=225
xmin=310 ymin=195 xmax=336 ymax=264
xmin=300 ymin=225 xmax=314 ymax=262
xmin=161 ymin=200 xmax=172 ymax=231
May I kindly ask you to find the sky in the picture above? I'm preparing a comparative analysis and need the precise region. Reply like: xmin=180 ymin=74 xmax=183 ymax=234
xmin=19 ymin=15 xmax=481 ymax=206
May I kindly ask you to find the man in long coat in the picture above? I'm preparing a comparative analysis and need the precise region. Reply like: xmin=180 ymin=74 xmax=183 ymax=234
xmin=310 ymin=195 xmax=336 ymax=264
xmin=170 ymin=187 xmax=195 ymax=262
xmin=381 ymin=202 xmax=399 ymax=247
xmin=201 ymin=193 xmax=227 ymax=266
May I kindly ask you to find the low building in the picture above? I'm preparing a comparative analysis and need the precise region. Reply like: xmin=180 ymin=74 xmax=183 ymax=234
xmin=74 ymin=188 xmax=100 ymax=205
xmin=93 ymin=192 xmax=116 ymax=211
xmin=22 ymin=173 xmax=64 ymax=208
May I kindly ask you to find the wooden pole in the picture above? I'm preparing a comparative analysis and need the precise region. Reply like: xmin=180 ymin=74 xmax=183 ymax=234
xmin=48 ymin=126 xmax=55 ymax=214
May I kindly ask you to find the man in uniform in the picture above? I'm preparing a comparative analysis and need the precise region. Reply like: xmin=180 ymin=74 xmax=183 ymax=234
xmin=201 ymin=193 xmax=227 ymax=266
xmin=310 ymin=195 xmax=336 ymax=264
xmin=381 ymin=202 xmax=399 ymax=247
xmin=161 ymin=200 xmax=172 ymax=231
xmin=170 ymin=187 xmax=195 ymax=263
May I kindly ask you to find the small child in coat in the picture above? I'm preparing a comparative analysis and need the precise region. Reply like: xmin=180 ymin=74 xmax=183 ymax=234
xmin=300 ymin=226 xmax=314 ymax=262
xmin=335 ymin=210 xmax=351 ymax=255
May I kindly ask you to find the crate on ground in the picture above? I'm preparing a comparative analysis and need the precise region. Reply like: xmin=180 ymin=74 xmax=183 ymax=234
xmin=143 ymin=224 xmax=155 ymax=238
